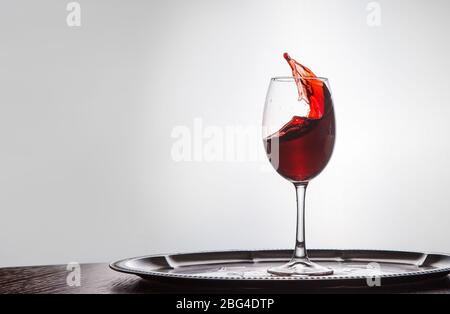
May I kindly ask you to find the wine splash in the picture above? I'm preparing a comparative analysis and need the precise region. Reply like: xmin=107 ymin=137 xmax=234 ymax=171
xmin=283 ymin=52 xmax=325 ymax=120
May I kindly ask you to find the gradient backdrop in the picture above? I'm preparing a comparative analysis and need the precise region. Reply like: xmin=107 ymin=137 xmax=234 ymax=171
xmin=1 ymin=0 xmax=449 ymax=266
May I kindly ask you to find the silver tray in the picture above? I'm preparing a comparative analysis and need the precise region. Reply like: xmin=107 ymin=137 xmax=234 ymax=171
xmin=110 ymin=249 xmax=450 ymax=289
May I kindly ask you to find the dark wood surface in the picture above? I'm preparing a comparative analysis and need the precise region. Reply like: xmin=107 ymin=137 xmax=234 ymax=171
xmin=0 ymin=263 xmax=449 ymax=294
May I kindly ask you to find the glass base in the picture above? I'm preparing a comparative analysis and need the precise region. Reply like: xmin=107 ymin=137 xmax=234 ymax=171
xmin=267 ymin=258 xmax=333 ymax=276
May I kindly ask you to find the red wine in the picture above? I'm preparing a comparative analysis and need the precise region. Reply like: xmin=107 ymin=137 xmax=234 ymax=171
xmin=264 ymin=54 xmax=335 ymax=182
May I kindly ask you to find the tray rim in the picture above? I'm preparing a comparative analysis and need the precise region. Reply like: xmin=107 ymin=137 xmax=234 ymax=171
xmin=110 ymin=248 xmax=450 ymax=282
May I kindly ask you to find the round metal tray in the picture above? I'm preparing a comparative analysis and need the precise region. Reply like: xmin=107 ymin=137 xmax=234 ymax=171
xmin=110 ymin=249 xmax=450 ymax=289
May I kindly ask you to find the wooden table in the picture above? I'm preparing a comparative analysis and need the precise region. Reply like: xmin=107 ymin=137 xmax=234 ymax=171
xmin=0 ymin=263 xmax=449 ymax=294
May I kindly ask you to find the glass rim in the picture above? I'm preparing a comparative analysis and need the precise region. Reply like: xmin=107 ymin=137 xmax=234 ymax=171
xmin=271 ymin=76 xmax=329 ymax=82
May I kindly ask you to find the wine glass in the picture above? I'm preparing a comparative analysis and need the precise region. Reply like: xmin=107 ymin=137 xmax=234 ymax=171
xmin=262 ymin=76 xmax=335 ymax=276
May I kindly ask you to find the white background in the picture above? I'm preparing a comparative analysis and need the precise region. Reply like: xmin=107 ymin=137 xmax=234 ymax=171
xmin=0 ymin=0 xmax=449 ymax=267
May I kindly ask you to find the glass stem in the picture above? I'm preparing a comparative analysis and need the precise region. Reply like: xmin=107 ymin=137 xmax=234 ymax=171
xmin=293 ymin=182 xmax=309 ymax=260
